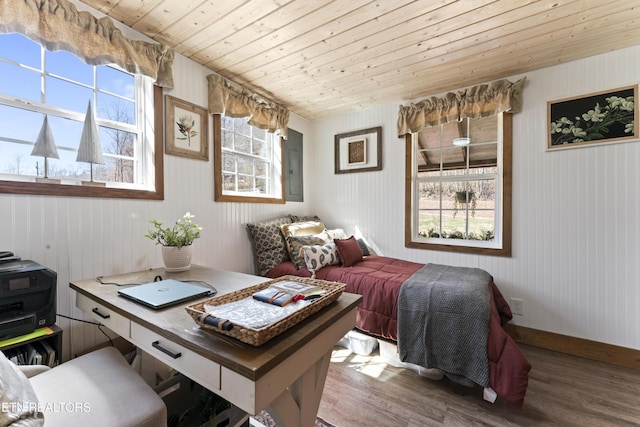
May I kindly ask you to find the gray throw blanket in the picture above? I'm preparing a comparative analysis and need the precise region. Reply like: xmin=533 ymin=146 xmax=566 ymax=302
xmin=397 ymin=263 xmax=491 ymax=387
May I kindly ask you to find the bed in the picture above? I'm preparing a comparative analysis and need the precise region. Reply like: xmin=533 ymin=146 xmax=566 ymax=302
xmin=246 ymin=216 xmax=531 ymax=407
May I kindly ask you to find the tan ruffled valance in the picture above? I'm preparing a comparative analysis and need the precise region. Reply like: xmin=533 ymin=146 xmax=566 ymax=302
xmin=0 ymin=0 xmax=174 ymax=87
xmin=397 ymin=78 xmax=525 ymax=136
xmin=207 ymin=74 xmax=290 ymax=139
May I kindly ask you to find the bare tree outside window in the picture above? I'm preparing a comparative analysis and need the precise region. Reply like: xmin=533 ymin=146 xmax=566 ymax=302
xmin=101 ymin=100 xmax=135 ymax=183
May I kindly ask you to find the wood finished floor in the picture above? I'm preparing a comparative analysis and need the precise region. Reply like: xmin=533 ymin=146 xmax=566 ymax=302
xmin=317 ymin=344 xmax=640 ymax=426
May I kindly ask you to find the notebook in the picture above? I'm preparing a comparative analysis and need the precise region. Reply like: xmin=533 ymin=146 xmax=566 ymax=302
xmin=117 ymin=279 xmax=212 ymax=309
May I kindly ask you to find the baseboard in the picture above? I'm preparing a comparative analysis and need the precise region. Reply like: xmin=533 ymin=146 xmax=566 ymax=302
xmin=504 ymin=324 xmax=640 ymax=371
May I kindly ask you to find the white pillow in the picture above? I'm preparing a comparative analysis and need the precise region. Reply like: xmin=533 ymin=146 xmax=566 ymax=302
xmin=325 ymin=228 xmax=348 ymax=240
xmin=301 ymin=242 xmax=340 ymax=278
xmin=0 ymin=351 xmax=44 ymax=426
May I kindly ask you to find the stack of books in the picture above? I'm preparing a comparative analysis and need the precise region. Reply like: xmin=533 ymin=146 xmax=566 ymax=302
xmin=252 ymin=280 xmax=327 ymax=307
xmin=0 ymin=327 xmax=57 ymax=367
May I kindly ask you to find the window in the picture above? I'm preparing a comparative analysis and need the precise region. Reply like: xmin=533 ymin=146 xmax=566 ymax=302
xmin=213 ymin=114 xmax=284 ymax=203
xmin=0 ymin=33 xmax=163 ymax=199
xmin=405 ymin=113 xmax=512 ymax=256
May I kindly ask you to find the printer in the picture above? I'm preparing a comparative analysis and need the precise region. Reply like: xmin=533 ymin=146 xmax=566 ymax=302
xmin=0 ymin=260 xmax=56 ymax=340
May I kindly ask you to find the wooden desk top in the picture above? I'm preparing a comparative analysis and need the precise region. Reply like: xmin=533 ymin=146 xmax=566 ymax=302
xmin=69 ymin=265 xmax=361 ymax=381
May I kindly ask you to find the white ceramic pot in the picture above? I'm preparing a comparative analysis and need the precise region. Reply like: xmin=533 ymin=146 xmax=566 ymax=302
xmin=161 ymin=245 xmax=193 ymax=272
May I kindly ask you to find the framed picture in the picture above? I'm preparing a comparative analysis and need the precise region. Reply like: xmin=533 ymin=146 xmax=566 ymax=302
xmin=335 ymin=126 xmax=382 ymax=174
xmin=165 ymin=95 xmax=209 ymax=160
xmin=547 ymin=85 xmax=638 ymax=151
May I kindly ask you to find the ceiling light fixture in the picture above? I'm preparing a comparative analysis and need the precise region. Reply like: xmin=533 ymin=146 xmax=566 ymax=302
xmin=452 ymin=137 xmax=470 ymax=146
xmin=453 ymin=118 xmax=471 ymax=146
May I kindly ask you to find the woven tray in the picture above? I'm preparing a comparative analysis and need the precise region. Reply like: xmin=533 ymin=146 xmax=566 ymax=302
xmin=185 ymin=275 xmax=345 ymax=346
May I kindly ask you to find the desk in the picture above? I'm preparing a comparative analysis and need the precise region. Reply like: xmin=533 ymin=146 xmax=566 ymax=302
xmin=70 ymin=265 xmax=361 ymax=427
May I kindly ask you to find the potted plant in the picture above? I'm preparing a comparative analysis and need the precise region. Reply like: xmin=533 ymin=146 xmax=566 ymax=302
xmin=145 ymin=211 xmax=202 ymax=272
xmin=452 ymin=190 xmax=476 ymax=218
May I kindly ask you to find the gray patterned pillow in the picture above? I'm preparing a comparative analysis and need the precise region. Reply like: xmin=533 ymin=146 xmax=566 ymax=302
xmin=301 ymin=242 xmax=340 ymax=278
xmin=246 ymin=216 xmax=292 ymax=276
xmin=286 ymin=233 xmax=329 ymax=269
xmin=290 ymin=214 xmax=322 ymax=222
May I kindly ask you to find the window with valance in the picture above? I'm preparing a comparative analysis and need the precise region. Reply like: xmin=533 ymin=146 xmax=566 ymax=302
xmin=0 ymin=0 xmax=174 ymax=199
xmin=208 ymin=74 xmax=290 ymax=203
xmin=401 ymin=78 xmax=525 ymax=256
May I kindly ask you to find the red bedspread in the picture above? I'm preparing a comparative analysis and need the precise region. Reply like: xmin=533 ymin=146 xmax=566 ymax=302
xmin=267 ymin=255 xmax=531 ymax=407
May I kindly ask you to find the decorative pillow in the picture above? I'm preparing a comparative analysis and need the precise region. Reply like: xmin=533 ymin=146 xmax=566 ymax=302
xmin=302 ymin=242 xmax=340 ymax=278
xmin=325 ymin=228 xmax=348 ymax=240
xmin=280 ymin=221 xmax=326 ymax=238
xmin=334 ymin=236 xmax=364 ymax=267
xmin=357 ymin=237 xmax=378 ymax=256
xmin=286 ymin=233 xmax=330 ymax=269
xmin=281 ymin=221 xmax=326 ymax=262
xmin=290 ymin=214 xmax=322 ymax=223
xmin=356 ymin=238 xmax=370 ymax=256
xmin=246 ymin=216 xmax=292 ymax=276
xmin=0 ymin=351 xmax=44 ymax=426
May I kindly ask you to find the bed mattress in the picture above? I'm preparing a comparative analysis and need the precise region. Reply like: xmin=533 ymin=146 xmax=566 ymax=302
xmin=267 ymin=255 xmax=531 ymax=407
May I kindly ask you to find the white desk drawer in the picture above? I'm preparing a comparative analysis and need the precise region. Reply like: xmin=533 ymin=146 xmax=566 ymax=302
xmin=76 ymin=293 xmax=130 ymax=338
xmin=130 ymin=322 xmax=221 ymax=392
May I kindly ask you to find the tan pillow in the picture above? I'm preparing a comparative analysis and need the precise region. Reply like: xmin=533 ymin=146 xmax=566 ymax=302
xmin=280 ymin=221 xmax=325 ymax=238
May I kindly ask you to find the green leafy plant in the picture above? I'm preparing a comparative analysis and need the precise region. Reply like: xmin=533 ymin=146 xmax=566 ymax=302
xmin=418 ymin=228 xmax=494 ymax=241
xmin=452 ymin=190 xmax=476 ymax=218
xmin=144 ymin=212 xmax=202 ymax=248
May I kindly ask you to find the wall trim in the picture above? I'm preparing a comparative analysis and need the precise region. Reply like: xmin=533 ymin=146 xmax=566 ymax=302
xmin=505 ymin=324 xmax=640 ymax=371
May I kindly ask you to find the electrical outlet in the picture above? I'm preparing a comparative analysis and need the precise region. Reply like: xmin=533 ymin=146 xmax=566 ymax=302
xmin=510 ymin=298 xmax=523 ymax=315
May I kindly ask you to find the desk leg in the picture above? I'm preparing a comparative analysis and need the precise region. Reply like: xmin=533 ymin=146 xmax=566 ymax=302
xmin=134 ymin=348 xmax=160 ymax=386
xmin=266 ymin=350 xmax=332 ymax=427
xmin=135 ymin=349 xmax=174 ymax=388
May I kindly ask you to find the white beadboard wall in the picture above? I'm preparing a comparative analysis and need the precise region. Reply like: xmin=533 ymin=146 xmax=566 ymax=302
xmin=0 ymin=1 xmax=313 ymax=358
xmin=311 ymin=45 xmax=640 ymax=351
xmin=1 ymin=0 xmax=638 ymax=358
xmin=0 ymin=54 xmax=313 ymax=359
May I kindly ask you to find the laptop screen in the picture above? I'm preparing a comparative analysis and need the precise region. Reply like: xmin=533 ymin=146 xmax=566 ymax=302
xmin=117 ymin=279 xmax=212 ymax=309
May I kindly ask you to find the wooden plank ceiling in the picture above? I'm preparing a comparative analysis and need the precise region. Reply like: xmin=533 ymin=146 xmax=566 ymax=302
xmin=418 ymin=116 xmax=498 ymax=171
xmin=80 ymin=0 xmax=640 ymax=120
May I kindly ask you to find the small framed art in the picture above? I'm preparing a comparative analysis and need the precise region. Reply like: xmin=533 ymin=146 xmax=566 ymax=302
xmin=165 ymin=95 xmax=209 ymax=160
xmin=547 ymin=85 xmax=637 ymax=151
xmin=334 ymin=126 xmax=382 ymax=174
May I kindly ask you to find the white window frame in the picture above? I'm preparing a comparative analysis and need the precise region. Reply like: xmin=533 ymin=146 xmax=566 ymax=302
xmin=213 ymin=114 xmax=284 ymax=204
xmin=405 ymin=113 xmax=512 ymax=256
xmin=0 ymin=34 xmax=163 ymax=200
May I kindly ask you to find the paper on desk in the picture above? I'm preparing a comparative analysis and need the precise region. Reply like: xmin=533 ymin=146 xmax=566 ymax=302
xmin=204 ymin=298 xmax=310 ymax=329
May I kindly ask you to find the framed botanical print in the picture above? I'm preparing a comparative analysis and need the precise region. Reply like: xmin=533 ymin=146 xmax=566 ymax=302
xmin=165 ymin=95 xmax=209 ymax=160
xmin=547 ymin=85 xmax=637 ymax=151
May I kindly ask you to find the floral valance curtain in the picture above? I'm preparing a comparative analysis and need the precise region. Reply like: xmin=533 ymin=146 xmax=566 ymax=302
xmin=207 ymin=74 xmax=290 ymax=139
xmin=0 ymin=0 xmax=174 ymax=87
xmin=397 ymin=78 xmax=525 ymax=136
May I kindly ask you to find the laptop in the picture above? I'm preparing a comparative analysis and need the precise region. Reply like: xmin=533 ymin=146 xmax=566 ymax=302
xmin=117 ymin=279 xmax=212 ymax=309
